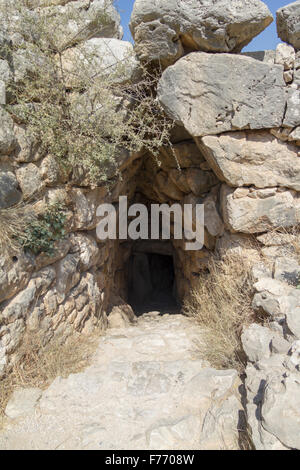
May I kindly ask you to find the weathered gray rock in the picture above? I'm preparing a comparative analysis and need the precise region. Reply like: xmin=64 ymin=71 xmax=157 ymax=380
xmin=15 ymin=163 xmax=44 ymax=199
xmin=286 ymin=303 xmax=300 ymax=339
xmin=289 ymin=126 xmax=300 ymax=141
xmin=0 ymin=108 xmax=17 ymax=154
xmin=2 ymin=267 xmax=56 ymax=322
xmin=257 ymin=232 xmax=300 ymax=247
xmin=108 ymin=303 xmax=137 ymax=329
xmin=203 ymin=190 xmax=224 ymax=238
xmin=11 ymin=46 xmax=50 ymax=84
xmin=62 ymin=38 xmax=140 ymax=88
xmin=245 ymin=359 xmax=296 ymax=450
xmin=0 ymin=253 xmax=35 ymax=304
xmin=283 ymin=88 xmax=300 ymax=128
xmin=289 ymin=340 xmax=300 ymax=370
xmin=55 ymin=254 xmax=80 ymax=298
xmin=0 ymin=80 xmax=5 ymax=105
xmin=13 ymin=124 xmax=41 ymax=163
xmin=35 ymin=238 xmax=71 ymax=271
xmin=40 ymin=155 xmax=65 ymax=186
xmin=270 ymin=335 xmax=291 ymax=355
xmin=158 ymin=53 xmax=286 ymax=137
xmin=262 ymin=372 xmax=300 ymax=449
xmin=28 ymin=0 xmax=77 ymax=6
xmin=241 ymin=324 xmax=274 ymax=362
xmin=252 ymin=280 xmax=291 ymax=322
xmin=294 ymin=53 xmax=300 ymax=84
xmin=221 ymin=185 xmax=300 ymax=233
xmin=242 ymin=49 xmax=275 ymax=64
xmin=0 ymin=59 xmax=11 ymax=102
xmin=275 ymin=42 xmax=296 ymax=69
xmin=0 ymin=319 xmax=25 ymax=358
xmin=277 ymin=1 xmax=300 ymax=50
xmin=274 ymin=256 xmax=300 ymax=286
xmin=0 ymin=59 xmax=11 ymax=83
xmin=252 ymin=278 xmax=300 ymax=338
xmin=70 ymin=187 xmax=108 ymax=230
xmin=38 ymin=0 xmax=122 ymax=50
xmin=198 ymin=131 xmax=300 ymax=190
xmin=159 ymin=141 xmax=206 ymax=169
xmin=0 ymin=314 xmax=243 ymax=450
xmin=284 ymin=69 xmax=294 ymax=83
xmin=130 ymin=0 xmax=273 ymax=67
xmin=185 ymin=168 xmax=218 ymax=196
xmin=0 ymin=171 xmax=22 ymax=209
xmin=69 ymin=233 xmax=100 ymax=272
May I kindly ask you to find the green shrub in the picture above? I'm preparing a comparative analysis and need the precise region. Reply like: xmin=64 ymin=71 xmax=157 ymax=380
xmin=19 ymin=202 xmax=67 ymax=255
xmin=2 ymin=0 xmax=173 ymax=186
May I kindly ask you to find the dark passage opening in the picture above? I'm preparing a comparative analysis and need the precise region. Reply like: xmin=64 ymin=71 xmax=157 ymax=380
xmin=128 ymin=251 xmax=178 ymax=315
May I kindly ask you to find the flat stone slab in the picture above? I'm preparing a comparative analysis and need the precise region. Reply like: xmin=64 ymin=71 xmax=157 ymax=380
xmin=0 ymin=314 xmax=242 ymax=450
xmin=158 ymin=52 xmax=286 ymax=137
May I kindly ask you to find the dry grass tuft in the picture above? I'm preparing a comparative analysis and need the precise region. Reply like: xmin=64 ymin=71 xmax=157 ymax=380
xmin=0 ymin=204 xmax=35 ymax=257
xmin=290 ymin=226 xmax=300 ymax=264
xmin=0 ymin=331 xmax=101 ymax=429
xmin=183 ymin=254 xmax=256 ymax=371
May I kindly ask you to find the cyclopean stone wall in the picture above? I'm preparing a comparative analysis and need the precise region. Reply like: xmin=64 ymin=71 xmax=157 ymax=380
xmin=0 ymin=0 xmax=133 ymax=377
xmin=1 ymin=0 xmax=300 ymax=450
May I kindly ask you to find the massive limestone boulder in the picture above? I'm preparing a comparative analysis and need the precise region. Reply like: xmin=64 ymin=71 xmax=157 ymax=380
xmin=198 ymin=131 xmax=300 ymax=190
xmin=241 ymin=324 xmax=275 ymax=363
xmin=253 ymin=278 xmax=300 ymax=339
xmin=15 ymin=163 xmax=44 ymax=199
xmin=262 ymin=370 xmax=300 ymax=449
xmin=275 ymin=42 xmax=296 ymax=70
xmin=0 ymin=253 xmax=35 ymax=304
xmin=130 ymin=0 xmax=273 ymax=67
xmin=242 ymin=49 xmax=275 ymax=64
xmin=159 ymin=141 xmax=206 ymax=169
xmin=245 ymin=350 xmax=300 ymax=450
xmin=283 ymin=88 xmax=300 ymax=128
xmin=277 ymin=1 xmax=300 ymax=50
xmin=39 ymin=0 xmax=123 ymax=48
xmin=158 ymin=53 xmax=286 ymax=137
xmin=0 ymin=0 xmax=122 ymax=50
xmin=0 ymin=171 xmax=22 ymax=209
xmin=0 ymin=108 xmax=17 ymax=155
xmin=221 ymin=185 xmax=300 ymax=234
xmin=61 ymin=38 xmax=140 ymax=88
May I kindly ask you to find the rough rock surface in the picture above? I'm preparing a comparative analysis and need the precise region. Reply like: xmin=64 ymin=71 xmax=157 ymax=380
xmin=5 ymin=388 xmax=42 ymax=420
xmin=198 ymin=131 xmax=300 ymax=190
xmin=0 ymin=314 xmax=243 ymax=450
xmin=242 ymin=49 xmax=275 ymax=63
xmin=275 ymin=42 xmax=296 ymax=70
xmin=284 ymin=88 xmax=300 ymax=127
xmin=221 ymin=185 xmax=300 ymax=233
xmin=242 ymin=247 xmax=300 ymax=450
xmin=130 ymin=0 xmax=273 ymax=67
xmin=1 ymin=0 xmax=300 ymax=452
xmin=39 ymin=0 xmax=122 ymax=48
xmin=277 ymin=1 xmax=300 ymax=50
xmin=253 ymin=278 xmax=300 ymax=339
xmin=62 ymin=38 xmax=140 ymax=88
xmin=0 ymin=171 xmax=22 ymax=209
xmin=0 ymin=109 xmax=17 ymax=155
xmin=244 ymin=336 xmax=300 ymax=450
xmin=158 ymin=53 xmax=286 ymax=137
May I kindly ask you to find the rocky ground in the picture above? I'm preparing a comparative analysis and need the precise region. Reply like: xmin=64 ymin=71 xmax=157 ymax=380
xmin=0 ymin=312 xmax=243 ymax=450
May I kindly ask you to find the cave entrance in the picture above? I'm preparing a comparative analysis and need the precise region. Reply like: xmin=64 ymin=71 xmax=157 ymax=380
xmin=128 ymin=242 xmax=179 ymax=315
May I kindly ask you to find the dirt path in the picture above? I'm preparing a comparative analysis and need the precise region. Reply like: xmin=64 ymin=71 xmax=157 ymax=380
xmin=0 ymin=312 xmax=242 ymax=450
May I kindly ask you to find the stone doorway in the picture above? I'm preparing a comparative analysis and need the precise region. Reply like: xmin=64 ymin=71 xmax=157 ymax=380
xmin=128 ymin=241 xmax=179 ymax=315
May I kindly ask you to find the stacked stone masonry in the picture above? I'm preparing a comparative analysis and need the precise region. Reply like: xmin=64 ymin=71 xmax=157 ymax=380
xmin=0 ymin=0 xmax=300 ymax=450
